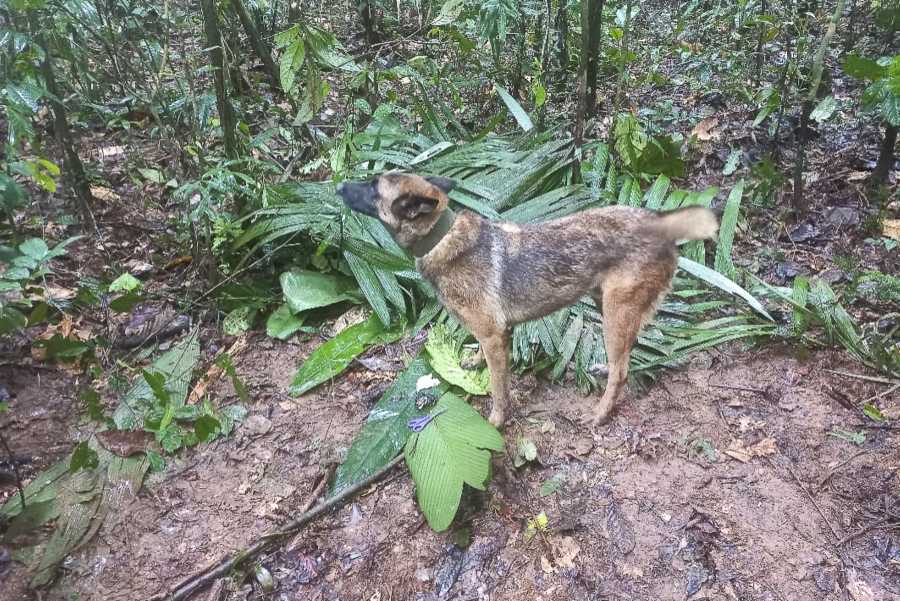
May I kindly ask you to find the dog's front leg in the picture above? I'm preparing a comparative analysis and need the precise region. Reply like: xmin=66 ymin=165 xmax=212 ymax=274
xmin=477 ymin=332 xmax=511 ymax=428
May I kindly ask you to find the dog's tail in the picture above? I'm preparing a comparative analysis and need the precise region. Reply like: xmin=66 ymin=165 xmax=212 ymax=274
xmin=650 ymin=206 xmax=719 ymax=242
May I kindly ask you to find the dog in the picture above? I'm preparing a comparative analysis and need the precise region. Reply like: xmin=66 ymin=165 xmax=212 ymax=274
xmin=337 ymin=172 xmax=718 ymax=427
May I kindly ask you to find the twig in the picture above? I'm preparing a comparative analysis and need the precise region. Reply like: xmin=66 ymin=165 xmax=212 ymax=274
xmin=825 ymin=370 xmax=899 ymax=386
xmin=818 ymin=450 xmax=870 ymax=489
xmin=156 ymin=454 xmax=406 ymax=601
xmin=0 ymin=428 xmax=26 ymax=512
xmin=773 ymin=459 xmax=841 ymax=542
xmin=860 ymin=383 xmax=900 ymax=405
xmin=708 ymin=383 xmax=768 ymax=396
xmin=835 ymin=517 xmax=897 ymax=546
xmin=287 ymin=465 xmax=335 ymax=550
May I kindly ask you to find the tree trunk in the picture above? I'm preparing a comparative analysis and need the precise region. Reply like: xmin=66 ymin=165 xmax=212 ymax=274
xmin=200 ymin=0 xmax=238 ymax=159
xmin=232 ymin=0 xmax=280 ymax=91
xmin=359 ymin=0 xmax=376 ymax=45
xmin=553 ymin=0 xmax=568 ymax=90
xmin=791 ymin=0 xmax=846 ymax=217
xmin=31 ymin=14 xmax=95 ymax=230
xmin=574 ymin=0 xmax=591 ymax=147
xmin=586 ymin=0 xmax=604 ymax=111
xmin=871 ymin=123 xmax=898 ymax=187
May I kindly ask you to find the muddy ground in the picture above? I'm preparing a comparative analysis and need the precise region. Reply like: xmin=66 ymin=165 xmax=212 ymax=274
xmin=2 ymin=333 xmax=898 ymax=601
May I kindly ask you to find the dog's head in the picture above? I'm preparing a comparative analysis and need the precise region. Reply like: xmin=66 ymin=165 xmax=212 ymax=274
xmin=336 ymin=172 xmax=455 ymax=248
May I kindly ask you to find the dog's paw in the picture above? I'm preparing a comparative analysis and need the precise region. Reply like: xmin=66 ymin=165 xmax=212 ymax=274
xmin=488 ymin=409 xmax=506 ymax=428
xmin=581 ymin=406 xmax=613 ymax=429
xmin=587 ymin=363 xmax=609 ymax=377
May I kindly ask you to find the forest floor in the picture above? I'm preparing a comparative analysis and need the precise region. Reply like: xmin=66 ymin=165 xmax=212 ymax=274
xmin=3 ymin=332 xmax=899 ymax=600
xmin=2 ymin=11 xmax=900 ymax=601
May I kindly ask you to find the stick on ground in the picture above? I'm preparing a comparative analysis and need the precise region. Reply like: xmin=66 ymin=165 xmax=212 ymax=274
xmin=155 ymin=454 xmax=406 ymax=601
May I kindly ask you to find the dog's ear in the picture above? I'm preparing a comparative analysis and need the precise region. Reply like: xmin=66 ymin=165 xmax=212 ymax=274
xmin=425 ymin=176 xmax=455 ymax=194
xmin=393 ymin=195 xmax=439 ymax=220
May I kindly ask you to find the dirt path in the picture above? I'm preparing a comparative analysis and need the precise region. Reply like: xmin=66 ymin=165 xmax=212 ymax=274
xmin=2 ymin=336 xmax=899 ymax=600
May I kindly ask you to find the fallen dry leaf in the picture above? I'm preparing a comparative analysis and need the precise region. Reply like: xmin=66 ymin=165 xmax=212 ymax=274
xmin=90 ymin=186 xmax=121 ymax=202
xmin=724 ymin=437 xmax=778 ymax=463
xmin=737 ymin=416 xmax=766 ymax=433
xmin=551 ymin=536 xmax=581 ymax=569
xmin=846 ymin=571 xmax=875 ymax=601
xmin=540 ymin=555 xmax=555 ymax=574
xmin=883 ymin=219 xmax=900 ymax=242
xmin=95 ymin=430 xmax=155 ymax=457
xmin=691 ymin=116 xmax=720 ymax=141
xmin=164 ymin=255 xmax=193 ymax=271
xmin=97 ymin=145 xmax=125 ymax=159
xmin=187 ymin=335 xmax=248 ymax=404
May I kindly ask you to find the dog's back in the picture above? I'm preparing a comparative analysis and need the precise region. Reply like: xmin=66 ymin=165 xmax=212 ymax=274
xmin=419 ymin=205 xmax=712 ymax=328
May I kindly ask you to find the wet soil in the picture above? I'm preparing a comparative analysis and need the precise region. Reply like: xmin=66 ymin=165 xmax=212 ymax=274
xmin=3 ymin=335 xmax=897 ymax=601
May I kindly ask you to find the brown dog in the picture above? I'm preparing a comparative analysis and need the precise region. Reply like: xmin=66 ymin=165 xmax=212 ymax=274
xmin=337 ymin=172 xmax=718 ymax=427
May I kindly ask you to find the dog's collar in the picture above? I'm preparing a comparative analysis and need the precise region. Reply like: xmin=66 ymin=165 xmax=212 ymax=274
xmin=410 ymin=208 xmax=457 ymax=258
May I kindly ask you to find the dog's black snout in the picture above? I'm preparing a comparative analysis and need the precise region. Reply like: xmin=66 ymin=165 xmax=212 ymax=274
xmin=336 ymin=181 xmax=379 ymax=218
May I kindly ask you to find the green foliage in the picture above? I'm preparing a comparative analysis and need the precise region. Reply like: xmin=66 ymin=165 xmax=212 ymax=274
xmin=332 ymin=356 xmax=446 ymax=494
xmin=404 ymin=393 xmax=504 ymax=531
xmin=424 ymin=324 xmax=490 ymax=395
xmin=1 ymin=236 xmax=79 ymax=335
xmin=280 ymin=269 xmax=362 ymax=313
xmin=288 ymin=313 xmax=406 ymax=396
xmin=844 ymin=54 xmax=900 ymax=126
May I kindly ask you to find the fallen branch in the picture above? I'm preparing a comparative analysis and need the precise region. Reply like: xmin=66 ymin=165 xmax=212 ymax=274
xmin=155 ymin=454 xmax=406 ymax=601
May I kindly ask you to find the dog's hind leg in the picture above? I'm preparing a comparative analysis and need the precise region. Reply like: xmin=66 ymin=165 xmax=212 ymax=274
xmin=589 ymin=274 xmax=669 ymax=425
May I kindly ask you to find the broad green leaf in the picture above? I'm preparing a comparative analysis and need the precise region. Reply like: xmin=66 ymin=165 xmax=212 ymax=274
xmin=433 ymin=0 xmax=465 ymax=26
xmin=494 ymin=83 xmax=534 ymax=132
xmin=137 ymin=168 xmax=166 ymax=184
xmin=332 ymin=356 xmax=447 ymax=494
xmin=404 ymin=393 xmax=502 ymax=531
xmin=280 ymin=269 xmax=361 ymax=314
xmin=513 ymin=437 xmax=538 ymax=467
xmin=722 ymin=149 xmax=741 ymax=176
xmin=288 ymin=313 xmax=405 ymax=396
xmin=280 ymin=38 xmax=306 ymax=92
xmin=843 ymin=54 xmax=887 ymax=81
xmin=678 ymin=257 xmax=773 ymax=321
xmin=0 ymin=306 xmax=28 ymax=335
xmin=266 ymin=303 xmax=304 ymax=340
xmin=113 ymin=330 xmax=201 ymax=429
xmin=810 ymin=96 xmax=838 ymax=122
xmin=0 ymin=458 xmax=68 ymax=520
xmin=19 ymin=238 xmax=48 ymax=260
xmin=425 ymin=325 xmax=490 ymax=395
xmin=539 ymin=473 xmax=565 ymax=497
xmin=69 ymin=441 xmax=99 ymax=473
xmin=108 ymin=273 xmax=142 ymax=293
xmin=714 ymin=180 xmax=744 ymax=278
xmin=223 ymin=305 xmax=256 ymax=335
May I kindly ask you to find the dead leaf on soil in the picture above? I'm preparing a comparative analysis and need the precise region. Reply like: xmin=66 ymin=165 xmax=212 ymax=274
xmin=883 ymin=219 xmax=900 ymax=242
xmin=163 ymin=255 xmax=193 ymax=271
xmin=737 ymin=416 xmax=766 ymax=433
xmin=97 ymin=145 xmax=125 ymax=159
xmin=724 ymin=437 xmax=777 ymax=463
xmin=90 ymin=186 xmax=121 ymax=203
xmin=619 ymin=563 xmax=644 ymax=578
xmin=187 ymin=335 xmax=248 ymax=404
xmin=95 ymin=430 xmax=155 ymax=457
xmin=550 ymin=535 xmax=581 ymax=569
xmin=846 ymin=571 xmax=875 ymax=601
xmin=540 ymin=555 xmax=555 ymax=574
xmin=691 ymin=116 xmax=721 ymax=141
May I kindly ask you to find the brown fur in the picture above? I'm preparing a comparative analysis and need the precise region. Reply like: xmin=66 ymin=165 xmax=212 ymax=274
xmin=337 ymin=172 xmax=719 ymax=427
